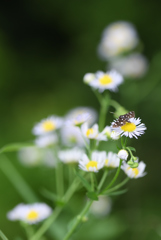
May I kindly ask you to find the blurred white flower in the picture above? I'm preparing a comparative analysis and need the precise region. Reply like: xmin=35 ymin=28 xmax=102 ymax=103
xmin=58 ymin=147 xmax=84 ymax=164
xmin=65 ymin=107 xmax=98 ymax=126
xmin=81 ymin=123 xmax=107 ymax=141
xmin=35 ymin=134 xmax=58 ymax=148
xmin=32 ymin=116 xmax=63 ymax=136
xmin=18 ymin=147 xmax=42 ymax=166
xmin=111 ymin=117 xmax=147 ymax=139
xmin=66 ymin=112 xmax=91 ymax=127
xmin=43 ymin=149 xmax=57 ymax=168
xmin=105 ymin=151 xmax=120 ymax=168
xmin=118 ymin=149 xmax=128 ymax=160
xmin=61 ymin=125 xmax=85 ymax=147
xmin=18 ymin=147 xmax=56 ymax=168
xmin=98 ymin=21 xmax=139 ymax=59
xmin=121 ymin=161 xmax=146 ymax=178
xmin=90 ymin=196 xmax=112 ymax=217
xmin=89 ymin=70 xmax=123 ymax=92
xmin=109 ymin=53 xmax=148 ymax=79
xmin=7 ymin=203 xmax=52 ymax=224
xmin=79 ymin=151 xmax=106 ymax=172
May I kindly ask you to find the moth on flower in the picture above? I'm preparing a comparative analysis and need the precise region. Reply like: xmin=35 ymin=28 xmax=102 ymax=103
xmin=88 ymin=70 xmax=123 ymax=92
xmin=121 ymin=161 xmax=146 ymax=178
xmin=7 ymin=203 xmax=52 ymax=224
xmin=32 ymin=116 xmax=63 ymax=136
xmin=81 ymin=123 xmax=107 ymax=141
xmin=111 ymin=111 xmax=147 ymax=138
xmin=79 ymin=151 xmax=106 ymax=172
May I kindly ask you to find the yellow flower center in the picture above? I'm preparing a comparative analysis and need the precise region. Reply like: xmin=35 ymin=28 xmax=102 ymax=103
xmin=86 ymin=161 xmax=98 ymax=171
xmin=127 ymin=167 xmax=139 ymax=176
xmin=42 ymin=121 xmax=56 ymax=132
xmin=69 ymin=136 xmax=77 ymax=143
xmin=86 ymin=128 xmax=94 ymax=136
xmin=27 ymin=210 xmax=39 ymax=220
xmin=99 ymin=75 xmax=113 ymax=85
xmin=121 ymin=122 xmax=136 ymax=132
xmin=105 ymin=159 xmax=109 ymax=165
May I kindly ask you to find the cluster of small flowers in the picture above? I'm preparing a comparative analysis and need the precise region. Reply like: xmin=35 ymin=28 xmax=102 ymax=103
xmin=97 ymin=21 xmax=148 ymax=79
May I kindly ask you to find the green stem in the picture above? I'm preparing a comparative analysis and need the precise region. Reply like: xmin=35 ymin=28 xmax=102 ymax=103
xmin=30 ymin=178 xmax=80 ymax=240
xmin=56 ymin=161 xmax=64 ymax=198
xmin=101 ymin=177 xmax=129 ymax=195
xmin=20 ymin=222 xmax=34 ymax=240
xmin=110 ymin=99 xmax=122 ymax=110
xmin=63 ymin=200 xmax=93 ymax=240
xmin=101 ymin=159 xmax=123 ymax=193
xmin=99 ymin=102 xmax=109 ymax=131
xmin=97 ymin=170 xmax=108 ymax=192
xmin=0 ymin=230 xmax=8 ymax=240
xmin=0 ymin=154 xmax=38 ymax=202
xmin=90 ymin=172 xmax=94 ymax=191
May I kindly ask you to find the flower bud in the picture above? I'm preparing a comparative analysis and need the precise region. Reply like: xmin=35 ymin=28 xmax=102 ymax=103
xmin=118 ymin=149 xmax=128 ymax=160
xmin=83 ymin=73 xmax=95 ymax=84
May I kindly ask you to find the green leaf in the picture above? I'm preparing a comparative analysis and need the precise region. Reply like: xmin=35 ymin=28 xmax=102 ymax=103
xmin=0 ymin=142 xmax=34 ymax=154
xmin=0 ymin=230 xmax=8 ymax=240
xmin=86 ymin=191 xmax=98 ymax=200
xmin=126 ymin=146 xmax=136 ymax=152
xmin=75 ymin=171 xmax=91 ymax=192
xmin=106 ymin=189 xmax=128 ymax=196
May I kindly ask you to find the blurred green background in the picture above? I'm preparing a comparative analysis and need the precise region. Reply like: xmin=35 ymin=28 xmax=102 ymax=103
xmin=0 ymin=0 xmax=161 ymax=239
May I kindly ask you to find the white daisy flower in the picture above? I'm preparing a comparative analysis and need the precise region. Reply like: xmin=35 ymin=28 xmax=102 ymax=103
xmin=81 ymin=123 xmax=107 ymax=141
xmin=83 ymin=73 xmax=95 ymax=84
xmin=98 ymin=21 xmax=139 ymax=60
xmin=90 ymin=196 xmax=112 ymax=217
xmin=35 ymin=134 xmax=58 ymax=148
xmin=43 ymin=149 xmax=57 ymax=168
xmin=89 ymin=70 xmax=123 ymax=92
xmin=61 ymin=125 xmax=85 ymax=147
xmin=66 ymin=112 xmax=91 ymax=127
xmin=32 ymin=116 xmax=63 ymax=136
xmin=121 ymin=161 xmax=146 ymax=178
xmin=58 ymin=147 xmax=85 ymax=164
xmin=101 ymin=126 xmax=120 ymax=140
xmin=65 ymin=107 xmax=97 ymax=126
xmin=111 ymin=117 xmax=147 ymax=139
xmin=7 ymin=203 xmax=52 ymax=224
xmin=18 ymin=147 xmax=42 ymax=166
xmin=79 ymin=151 xmax=106 ymax=172
xmin=109 ymin=53 xmax=148 ymax=79
xmin=118 ymin=149 xmax=128 ymax=160
xmin=105 ymin=152 xmax=120 ymax=168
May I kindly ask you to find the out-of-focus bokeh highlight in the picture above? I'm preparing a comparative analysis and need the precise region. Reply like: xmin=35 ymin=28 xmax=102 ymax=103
xmin=1 ymin=1 xmax=161 ymax=239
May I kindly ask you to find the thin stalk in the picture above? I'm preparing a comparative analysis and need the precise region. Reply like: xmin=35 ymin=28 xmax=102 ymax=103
xmin=63 ymin=200 xmax=93 ymax=240
xmin=0 ymin=154 xmax=38 ymax=202
xmin=99 ymin=103 xmax=109 ymax=131
xmin=101 ymin=159 xmax=123 ymax=193
xmin=30 ymin=207 xmax=61 ymax=240
xmin=56 ymin=161 xmax=64 ymax=198
xmin=0 ymin=230 xmax=8 ymax=240
xmin=30 ymin=178 xmax=80 ymax=240
xmin=101 ymin=177 xmax=129 ymax=195
xmin=97 ymin=170 xmax=108 ymax=192
xmin=90 ymin=172 xmax=94 ymax=191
